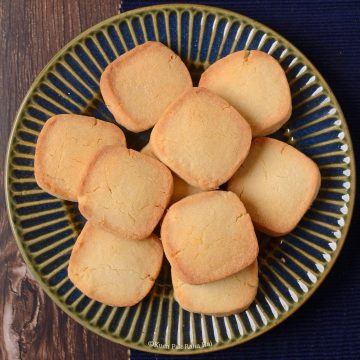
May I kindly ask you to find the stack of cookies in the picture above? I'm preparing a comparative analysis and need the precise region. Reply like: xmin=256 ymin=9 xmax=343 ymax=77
xmin=34 ymin=42 xmax=321 ymax=316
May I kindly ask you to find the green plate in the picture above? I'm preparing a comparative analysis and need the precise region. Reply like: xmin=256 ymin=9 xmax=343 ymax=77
xmin=5 ymin=4 xmax=355 ymax=355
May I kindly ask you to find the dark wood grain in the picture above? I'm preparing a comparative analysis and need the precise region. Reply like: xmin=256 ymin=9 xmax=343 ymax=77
xmin=0 ymin=1 xmax=129 ymax=359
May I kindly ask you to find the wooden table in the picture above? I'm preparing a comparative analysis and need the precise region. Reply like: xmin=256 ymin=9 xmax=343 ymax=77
xmin=0 ymin=1 xmax=129 ymax=359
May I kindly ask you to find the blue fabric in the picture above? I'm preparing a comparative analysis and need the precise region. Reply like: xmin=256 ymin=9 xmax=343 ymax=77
xmin=124 ymin=1 xmax=360 ymax=359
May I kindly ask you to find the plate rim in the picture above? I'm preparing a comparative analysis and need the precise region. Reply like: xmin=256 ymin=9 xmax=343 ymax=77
xmin=5 ymin=3 xmax=356 ymax=355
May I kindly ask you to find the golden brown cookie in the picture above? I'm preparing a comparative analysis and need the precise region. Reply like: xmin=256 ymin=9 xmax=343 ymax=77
xmin=150 ymin=87 xmax=252 ymax=190
xmin=100 ymin=41 xmax=192 ymax=132
xmin=78 ymin=145 xmax=173 ymax=240
xmin=161 ymin=191 xmax=258 ymax=284
xmin=68 ymin=222 xmax=163 ymax=307
xmin=199 ymin=50 xmax=292 ymax=136
xmin=141 ymin=143 xmax=202 ymax=204
xmin=228 ymin=137 xmax=321 ymax=236
xmin=172 ymin=261 xmax=258 ymax=316
xmin=34 ymin=114 xmax=126 ymax=201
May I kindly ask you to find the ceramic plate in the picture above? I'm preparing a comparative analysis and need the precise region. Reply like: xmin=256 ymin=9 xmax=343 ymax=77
xmin=5 ymin=4 xmax=355 ymax=355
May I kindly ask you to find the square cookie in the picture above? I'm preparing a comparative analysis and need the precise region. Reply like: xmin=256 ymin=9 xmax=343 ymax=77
xmin=100 ymin=41 xmax=192 ymax=132
xmin=161 ymin=191 xmax=258 ymax=284
xmin=68 ymin=222 xmax=163 ymax=307
xmin=228 ymin=137 xmax=321 ymax=236
xmin=150 ymin=87 xmax=252 ymax=190
xmin=78 ymin=146 xmax=173 ymax=240
xmin=172 ymin=261 xmax=258 ymax=316
xmin=34 ymin=114 xmax=126 ymax=201
xmin=200 ymin=50 xmax=292 ymax=136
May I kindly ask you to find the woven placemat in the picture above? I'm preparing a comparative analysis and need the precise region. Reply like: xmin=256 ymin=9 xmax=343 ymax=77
xmin=122 ymin=2 xmax=360 ymax=359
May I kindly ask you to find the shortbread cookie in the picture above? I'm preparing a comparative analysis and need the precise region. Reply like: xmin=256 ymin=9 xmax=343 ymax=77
xmin=172 ymin=261 xmax=258 ymax=316
xmin=100 ymin=41 xmax=192 ymax=132
xmin=141 ymin=143 xmax=202 ymax=204
xmin=150 ymin=88 xmax=252 ymax=190
xmin=34 ymin=114 xmax=126 ymax=201
xmin=68 ymin=222 xmax=163 ymax=307
xmin=228 ymin=137 xmax=321 ymax=236
xmin=78 ymin=146 xmax=173 ymax=240
xmin=161 ymin=191 xmax=258 ymax=284
xmin=199 ymin=50 xmax=292 ymax=136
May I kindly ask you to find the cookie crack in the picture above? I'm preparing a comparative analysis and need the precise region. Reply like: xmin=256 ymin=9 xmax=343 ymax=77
xmin=75 ymin=264 xmax=154 ymax=281
xmin=105 ymin=166 xmax=113 ymax=194
xmin=234 ymin=213 xmax=247 ymax=222
xmin=244 ymin=50 xmax=251 ymax=62
xmin=173 ymin=248 xmax=186 ymax=258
